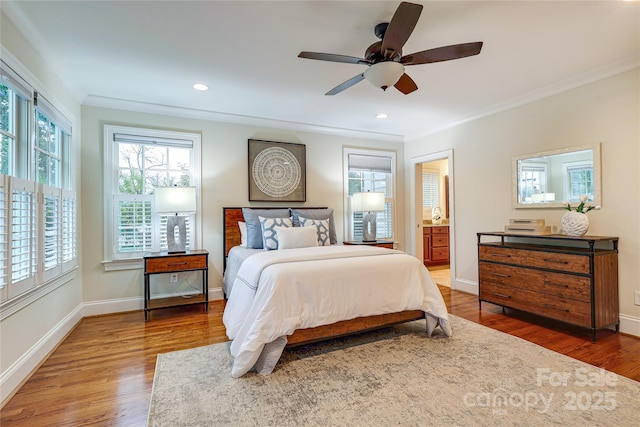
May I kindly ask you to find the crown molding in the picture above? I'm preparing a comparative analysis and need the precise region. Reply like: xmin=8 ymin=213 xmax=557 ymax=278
xmin=82 ymin=95 xmax=405 ymax=143
xmin=405 ymin=57 xmax=640 ymax=142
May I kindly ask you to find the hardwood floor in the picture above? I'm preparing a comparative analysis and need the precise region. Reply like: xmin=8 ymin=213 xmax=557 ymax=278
xmin=2 ymin=289 xmax=639 ymax=426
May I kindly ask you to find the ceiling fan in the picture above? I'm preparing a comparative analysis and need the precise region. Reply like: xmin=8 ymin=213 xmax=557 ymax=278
xmin=298 ymin=1 xmax=483 ymax=96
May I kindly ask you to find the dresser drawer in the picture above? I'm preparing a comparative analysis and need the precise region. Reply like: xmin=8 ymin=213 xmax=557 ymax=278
xmin=432 ymin=235 xmax=449 ymax=247
xmin=432 ymin=247 xmax=449 ymax=261
xmin=479 ymin=262 xmax=591 ymax=302
xmin=432 ymin=226 xmax=449 ymax=235
xmin=480 ymin=281 xmax=591 ymax=327
xmin=479 ymin=246 xmax=589 ymax=274
xmin=145 ymin=254 xmax=207 ymax=273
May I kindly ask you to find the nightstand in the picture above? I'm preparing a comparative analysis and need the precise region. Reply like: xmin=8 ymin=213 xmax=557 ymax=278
xmin=343 ymin=240 xmax=394 ymax=249
xmin=143 ymin=249 xmax=209 ymax=321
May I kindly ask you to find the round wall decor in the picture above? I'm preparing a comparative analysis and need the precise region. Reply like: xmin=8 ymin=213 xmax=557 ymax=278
xmin=251 ymin=147 xmax=302 ymax=198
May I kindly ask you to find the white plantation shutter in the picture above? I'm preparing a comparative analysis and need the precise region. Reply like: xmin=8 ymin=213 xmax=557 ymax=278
xmin=9 ymin=178 xmax=37 ymax=298
xmin=0 ymin=175 xmax=8 ymax=301
xmin=422 ymin=169 xmax=439 ymax=209
xmin=115 ymin=195 xmax=153 ymax=256
xmin=62 ymin=191 xmax=77 ymax=270
xmin=41 ymin=185 xmax=62 ymax=282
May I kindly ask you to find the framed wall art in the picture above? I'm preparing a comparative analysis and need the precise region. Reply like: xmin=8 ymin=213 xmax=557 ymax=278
xmin=248 ymin=139 xmax=306 ymax=202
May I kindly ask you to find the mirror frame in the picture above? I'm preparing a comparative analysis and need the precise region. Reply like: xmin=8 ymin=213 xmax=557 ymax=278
xmin=512 ymin=143 xmax=601 ymax=209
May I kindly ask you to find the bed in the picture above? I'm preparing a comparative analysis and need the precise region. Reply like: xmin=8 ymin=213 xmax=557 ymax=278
xmin=222 ymin=207 xmax=451 ymax=378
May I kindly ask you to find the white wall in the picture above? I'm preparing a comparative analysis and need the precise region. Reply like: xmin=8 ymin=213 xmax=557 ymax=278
xmin=404 ymin=69 xmax=640 ymax=335
xmin=1 ymin=12 xmax=84 ymax=405
xmin=81 ymin=106 xmax=405 ymax=307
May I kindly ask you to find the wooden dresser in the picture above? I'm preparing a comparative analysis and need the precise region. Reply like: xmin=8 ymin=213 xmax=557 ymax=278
xmin=477 ymin=232 xmax=619 ymax=342
xmin=423 ymin=225 xmax=449 ymax=267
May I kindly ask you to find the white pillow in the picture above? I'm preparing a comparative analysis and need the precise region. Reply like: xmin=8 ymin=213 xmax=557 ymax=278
xmin=277 ymin=226 xmax=319 ymax=250
xmin=299 ymin=216 xmax=331 ymax=246
xmin=238 ymin=221 xmax=247 ymax=247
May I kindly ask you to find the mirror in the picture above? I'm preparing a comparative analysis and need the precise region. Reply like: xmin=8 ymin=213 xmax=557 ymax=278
xmin=512 ymin=143 xmax=601 ymax=209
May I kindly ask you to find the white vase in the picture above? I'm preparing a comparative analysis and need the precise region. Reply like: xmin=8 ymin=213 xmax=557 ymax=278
xmin=561 ymin=211 xmax=589 ymax=236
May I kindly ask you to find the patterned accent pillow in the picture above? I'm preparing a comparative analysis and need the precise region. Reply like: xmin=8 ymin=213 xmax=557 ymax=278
xmin=299 ymin=217 xmax=331 ymax=246
xmin=290 ymin=208 xmax=337 ymax=244
xmin=259 ymin=216 xmax=292 ymax=250
xmin=242 ymin=208 xmax=290 ymax=249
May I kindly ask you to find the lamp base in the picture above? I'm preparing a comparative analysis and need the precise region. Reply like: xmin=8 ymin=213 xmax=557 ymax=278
xmin=362 ymin=212 xmax=377 ymax=242
xmin=166 ymin=215 xmax=187 ymax=253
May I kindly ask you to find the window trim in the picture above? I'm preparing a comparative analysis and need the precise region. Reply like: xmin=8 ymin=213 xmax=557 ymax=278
xmin=102 ymin=125 xmax=202 ymax=269
xmin=343 ymin=147 xmax=396 ymax=241
xmin=0 ymin=53 xmax=78 ymax=316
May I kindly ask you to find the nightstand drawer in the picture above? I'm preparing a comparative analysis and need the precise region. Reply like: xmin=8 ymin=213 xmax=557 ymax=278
xmin=145 ymin=254 xmax=207 ymax=273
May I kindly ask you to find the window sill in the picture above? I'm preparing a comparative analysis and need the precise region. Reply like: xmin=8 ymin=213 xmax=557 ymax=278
xmin=102 ymin=258 xmax=144 ymax=272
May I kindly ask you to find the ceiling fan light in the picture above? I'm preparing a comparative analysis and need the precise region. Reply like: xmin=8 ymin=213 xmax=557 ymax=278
xmin=364 ymin=62 xmax=404 ymax=91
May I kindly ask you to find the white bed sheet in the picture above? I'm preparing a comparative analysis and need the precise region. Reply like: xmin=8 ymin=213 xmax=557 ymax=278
xmin=223 ymin=245 xmax=451 ymax=378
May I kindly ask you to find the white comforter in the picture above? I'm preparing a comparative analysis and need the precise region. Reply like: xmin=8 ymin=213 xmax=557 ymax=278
xmin=223 ymin=245 xmax=451 ymax=378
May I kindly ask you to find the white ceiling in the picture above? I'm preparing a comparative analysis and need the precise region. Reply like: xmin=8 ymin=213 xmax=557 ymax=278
xmin=5 ymin=1 xmax=639 ymax=141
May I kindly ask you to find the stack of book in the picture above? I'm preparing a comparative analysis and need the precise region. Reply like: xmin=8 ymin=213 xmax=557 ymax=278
xmin=504 ymin=219 xmax=551 ymax=235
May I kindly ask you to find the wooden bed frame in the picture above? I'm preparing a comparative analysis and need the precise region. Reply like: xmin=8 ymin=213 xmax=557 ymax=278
xmin=223 ymin=207 xmax=425 ymax=347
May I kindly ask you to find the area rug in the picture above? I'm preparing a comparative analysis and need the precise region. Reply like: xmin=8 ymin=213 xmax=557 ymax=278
xmin=147 ymin=315 xmax=639 ymax=426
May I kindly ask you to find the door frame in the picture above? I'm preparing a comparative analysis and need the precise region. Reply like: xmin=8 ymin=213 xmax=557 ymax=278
xmin=409 ymin=149 xmax=456 ymax=289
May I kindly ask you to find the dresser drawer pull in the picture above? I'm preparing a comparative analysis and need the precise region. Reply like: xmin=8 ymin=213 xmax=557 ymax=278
xmin=491 ymin=253 xmax=511 ymax=258
xmin=544 ymin=304 xmax=569 ymax=313
xmin=167 ymin=262 xmax=188 ymax=267
xmin=491 ymin=292 xmax=511 ymax=299
xmin=492 ymin=272 xmax=511 ymax=278
xmin=543 ymin=259 xmax=569 ymax=264
xmin=543 ymin=280 xmax=569 ymax=288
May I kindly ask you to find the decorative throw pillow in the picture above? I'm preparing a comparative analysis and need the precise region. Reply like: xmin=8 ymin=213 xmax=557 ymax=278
xmin=276 ymin=226 xmax=319 ymax=250
xmin=290 ymin=208 xmax=337 ymax=244
xmin=259 ymin=216 xmax=292 ymax=250
xmin=242 ymin=208 xmax=290 ymax=249
xmin=238 ymin=221 xmax=247 ymax=247
xmin=299 ymin=217 xmax=331 ymax=246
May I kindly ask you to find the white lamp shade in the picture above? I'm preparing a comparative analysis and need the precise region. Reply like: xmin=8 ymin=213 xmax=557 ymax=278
xmin=364 ymin=62 xmax=405 ymax=90
xmin=352 ymin=192 xmax=385 ymax=212
xmin=155 ymin=186 xmax=197 ymax=214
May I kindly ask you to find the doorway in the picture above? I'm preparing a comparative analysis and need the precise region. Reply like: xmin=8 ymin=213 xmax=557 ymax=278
xmin=410 ymin=150 xmax=455 ymax=289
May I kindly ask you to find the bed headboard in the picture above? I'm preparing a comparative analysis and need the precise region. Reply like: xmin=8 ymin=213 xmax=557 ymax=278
xmin=223 ymin=207 xmax=328 ymax=266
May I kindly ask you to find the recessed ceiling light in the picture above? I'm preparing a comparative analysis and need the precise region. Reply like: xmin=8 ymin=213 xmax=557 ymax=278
xmin=376 ymin=113 xmax=388 ymax=119
xmin=192 ymin=83 xmax=209 ymax=91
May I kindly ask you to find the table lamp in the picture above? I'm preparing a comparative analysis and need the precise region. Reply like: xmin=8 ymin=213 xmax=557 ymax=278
xmin=154 ymin=186 xmax=196 ymax=253
xmin=352 ymin=191 xmax=385 ymax=242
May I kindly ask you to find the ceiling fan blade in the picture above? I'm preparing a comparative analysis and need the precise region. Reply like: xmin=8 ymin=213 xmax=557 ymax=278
xmin=325 ymin=73 xmax=365 ymax=96
xmin=381 ymin=2 xmax=424 ymax=58
xmin=401 ymin=42 xmax=483 ymax=65
xmin=298 ymin=52 xmax=370 ymax=65
xmin=394 ymin=73 xmax=418 ymax=95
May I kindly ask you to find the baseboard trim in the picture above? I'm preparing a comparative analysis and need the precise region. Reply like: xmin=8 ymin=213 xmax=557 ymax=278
xmin=0 ymin=303 xmax=84 ymax=407
xmin=452 ymin=278 xmax=478 ymax=295
xmin=619 ymin=314 xmax=640 ymax=338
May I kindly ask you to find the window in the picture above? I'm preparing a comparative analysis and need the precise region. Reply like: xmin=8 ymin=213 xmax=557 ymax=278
xmin=344 ymin=148 xmax=396 ymax=241
xmin=422 ymin=169 xmax=440 ymax=209
xmin=0 ymin=59 xmax=77 ymax=311
xmin=518 ymin=162 xmax=547 ymax=203
xmin=564 ymin=161 xmax=594 ymax=202
xmin=103 ymin=125 xmax=202 ymax=266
